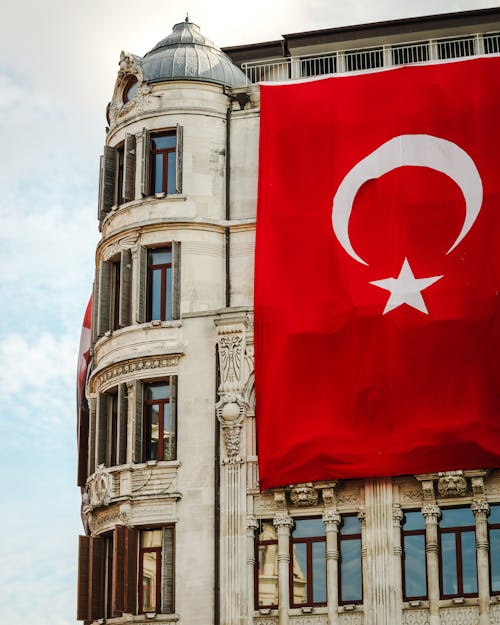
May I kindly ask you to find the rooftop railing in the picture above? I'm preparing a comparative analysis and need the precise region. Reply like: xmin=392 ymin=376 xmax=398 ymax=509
xmin=242 ymin=32 xmax=500 ymax=83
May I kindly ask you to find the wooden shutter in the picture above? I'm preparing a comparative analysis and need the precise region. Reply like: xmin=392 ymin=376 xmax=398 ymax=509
xmin=141 ymin=128 xmax=151 ymax=197
xmin=172 ymin=241 xmax=181 ymax=320
xmin=96 ymin=393 xmax=107 ymax=466
xmin=77 ymin=535 xmax=91 ymax=620
xmin=125 ymin=527 xmax=139 ymax=614
xmin=91 ymin=273 xmax=99 ymax=346
xmin=88 ymin=398 xmax=97 ymax=476
xmin=101 ymin=145 xmax=116 ymax=214
xmin=161 ymin=526 xmax=175 ymax=614
xmin=119 ymin=249 xmax=132 ymax=328
xmin=117 ymin=383 xmax=128 ymax=465
xmin=170 ymin=376 xmax=178 ymax=461
xmin=123 ymin=134 xmax=136 ymax=201
xmin=175 ymin=124 xmax=183 ymax=194
xmin=97 ymin=261 xmax=112 ymax=338
xmin=89 ymin=536 xmax=105 ymax=620
xmin=77 ymin=404 xmax=89 ymax=487
xmin=136 ymin=246 xmax=147 ymax=324
xmin=112 ymin=526 xmax=126 ymax=614
xmin=134 ymin=380 xmax=144 ymax=463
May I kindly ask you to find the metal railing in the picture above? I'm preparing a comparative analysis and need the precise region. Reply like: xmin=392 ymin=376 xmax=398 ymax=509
xmin=242 ymin=32 xmax=500 ymax=83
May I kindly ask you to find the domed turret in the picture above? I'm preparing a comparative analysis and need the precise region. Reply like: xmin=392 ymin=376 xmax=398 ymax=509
xmin=141 ymin=19 xmax=248 ymax=87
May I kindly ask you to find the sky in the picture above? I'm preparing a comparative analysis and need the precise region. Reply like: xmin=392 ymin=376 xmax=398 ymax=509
xmin=0 ymin=0 xmax=498 ymax=623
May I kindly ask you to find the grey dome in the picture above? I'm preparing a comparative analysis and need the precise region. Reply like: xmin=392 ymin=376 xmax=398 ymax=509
xmin=142 ymin=20 xmax=248 ymax=88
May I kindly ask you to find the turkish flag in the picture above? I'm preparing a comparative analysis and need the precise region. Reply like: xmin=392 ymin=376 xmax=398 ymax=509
xmin=255 ymin=56 xmax=500 ymax=490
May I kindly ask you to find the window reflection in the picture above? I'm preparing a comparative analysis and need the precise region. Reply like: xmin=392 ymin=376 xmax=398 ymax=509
xmin=291 ymin=518 xmax=326 ymax=607
xmin=339 ymin=515 xmax=362 ymax=604
xmin=402 ymin=511 xmax=427 ymax=600
xmin=439 ymin=507 xmax=477 ymax=598
xmin=257 ymin=522 xmax=278 ymax=608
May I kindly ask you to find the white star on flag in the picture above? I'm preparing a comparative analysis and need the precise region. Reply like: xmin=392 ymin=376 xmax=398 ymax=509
xmin=370 ymin=258 xmax=443 ymax=315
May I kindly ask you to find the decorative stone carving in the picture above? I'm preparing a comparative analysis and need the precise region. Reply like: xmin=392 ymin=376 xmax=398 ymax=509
xmin=338 ymin=613 xmax=363 ymax=625
xmin=471 ymin=476 xmax=485 ymax=497
xmin=101 ymin=232 xmax=139 ymax=261
xmin=357 ymin=506 xmax=366 ymax=523
xmin=93 ymin=355 xmax=181 ymax=391
xmin=288 ymin=616 xmax=327 ymax=625
xmin=471 ymin=499 xmax=490 ymax=515
xmin=421 ymin=504 xmax=441 ymax=520
xmin=273 ymin=513 xmax=293 ymax=530
xmin=322 ymin=509 xmax=341 ymax=530
xmin=421 ymin=479 xmax=435 ymax=501
xmin=321 ymin=485 xmax=337 ymax=507
xmin=393 ymin=503 xmax=404 ymax=526
xmin=254 ymin=619 xmax=278 ymax=625
xmin=108 ymin=51 xmax=149 ymax=126
xmin=290 ymin=483 xmax=319 ymax=507
xmin=273 ymin=490 xmax=287 ymax=511
xmin=337 ymin=492 xmax=360 ymax=506
xmin=247 ymin=517 xmax=259 ymax=535
xmin=88 ymin=505 xmax=130 ymax=534
xmin=89 ymin=467 xmax=112 ymax=507
xmin=219 ymin=334 xmax=243 ymax=392
xmin=402 ymin=489 xmax=424 ymax=503
xmin=439 ymin=606 xmax=479 ymax=625
xmin=437 ymin=471 xmax=467 ymax=497
xmin=402 ymin=609 xmax=430 ymax=625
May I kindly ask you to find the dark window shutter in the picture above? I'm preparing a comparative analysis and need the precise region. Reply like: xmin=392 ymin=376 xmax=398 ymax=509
xmin=172 ymin=241 xmax=181 ymax=320
xmin=96 ymin=393 xmax=107 ymax=466
xmin=119 ymin=249 xmax=132 ymax=328
xmin=161 ymin=526 xmax=175 ymax=614
xmin=136 ymin=246 xmax=147 ymax=324
xmin=97 ymin=155 xmax=104 ymax=223
xmin=112 ymin=526 xmax=126 ymax=614
xmin=175 ymin=124 xmax=183 ymax=194
xmin=89 ymin=536 xmax=105 ymax=620
xmin=117 ymin=383 xmax=128 ymax=465
xmin=77 ymin=404 xmax=89 ymax=487
xmin=97 ymin=261 xmax=112 ymax=338
xmin=88 ymin=399 xmax=97 ymax=476
xmin=141 ymin=128 xmax=151 ymax=197
xmin=102 ymin=145 xmax=116 ymax=214
xmin=170 ymin=376 xmax=178 ymax=461
xmin=134 ymin=380 xmax=144 ymax=463
xmin=77 ymin=535 xmax=91 ymax=620
xmin=91 ymin=274 xmax=99 ymax=347
xmin=123 ymin=134 xmax=136 ymax=201
xmin=125 ymin=527 xmax=139 ymax=614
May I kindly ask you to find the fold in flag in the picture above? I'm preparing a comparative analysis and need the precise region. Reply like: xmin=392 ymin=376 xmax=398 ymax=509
xmin=255 ymin=56 xmax=500 ymax=490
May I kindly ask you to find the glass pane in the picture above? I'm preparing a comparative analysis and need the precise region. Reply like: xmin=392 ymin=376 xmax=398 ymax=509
xmin=141 ymin=530 xmax=162 ymax=548
xmin=163 ymin=403 xmax=175 ymax=461
xmin=167 ymin=151 xmax=176 ymax=193
xmin=149 ymin=249 xmax=172 ymax=265
xmin=312 ymin=542 xmax=326 ymax=603
xmin=461 ymin=531 xmax=477 ymax=594
xmin=341 ymin=516 xmax=361 ymax=535
xmin=404 ymin=511 xmax=425 ymax=531
xmin=142 ymin=551 xmax=158 ymax=611
xmin=441 ymin=533 xmax=458 ymax=595
xmin=293 ymin=518 xmax=325 ymax=538
xmin=404 ymin=534 xmax=427 ymax=598
xmin=440 ymin=508 xmax=475 ymax=528
xmin=150 ymin=269 xmax=161 ymax=320
xmin=340 ymin=537 xmax=362 ymax=602
xmin=153 ymin=134 xmax=176 ymax=150
xmin=490 ymin=504 xmax=500 ymax=525
xmin=292 ymin=543 xmax=308 ymax=604
xmin=258 ymin=541 xmax=278 ymax=606
xmin=259 ymin=521 xmax=276 ymax=542
xmin=145 ymin=383 xmax=170 ymax=400
xmin=491 ymin=529 xmax=500 ymax=591
xmin=146 ymin=404 xmax=159 ymax=460
xmin=154 ymin=153 xmax=163 ymax=193
xmin=165 ymin=267 xmax=172 ymax=321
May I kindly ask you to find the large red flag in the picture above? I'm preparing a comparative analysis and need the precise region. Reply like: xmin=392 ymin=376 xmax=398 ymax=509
xmin=255 ymin=56 xmax=500 ymax=490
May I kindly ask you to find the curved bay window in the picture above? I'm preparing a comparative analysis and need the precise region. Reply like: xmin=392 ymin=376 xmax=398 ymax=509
xmin=255 ymin=521 xmax=278 ymax=609
xmin=489 ymin=504 xmax=500 ymax=594
xmin=402 ymin=511 xmax=427 ymax=601
xmin=439 ymin=507 xmax=477 ymax=598
xmin=143 ymin=380 xmax=176 ymax=462
xmin=290 ymin=518 xmax=326 ymax=607
xmin=339 ymin=515 xmax=362 ymax=605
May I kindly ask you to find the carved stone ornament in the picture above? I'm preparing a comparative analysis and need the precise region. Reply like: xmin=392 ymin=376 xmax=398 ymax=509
xmin=393 ymin=503 xmax=404 ymax=526
xmin=471 ymin=499 xmax=490 ymax=515
xmin=321 ymin=485 xmax=337 ymax=506
xmin=273 ymin=513 xmax=293 ymax=530
xmin=101 ymin=232 xmax=139 ymax=261
xmin=290 ymin=483 xmax=319 ymax=507
xmin=90 ymin=468 xmax=112 ymax=508
xmin=471 ymin=476 xmax=485 ymax=497
xmin=108 ymin=51 xmax=149 ymax=126
xmin=221 ymin=425 xmax=242 ymax=462
xmin=421 ymin=479 xmax=436 ymax=501
xmin=273 ymin=490 xmax=287 ymax=511
xmin=322 ymin=509 xmax=341 ymax=530
xmin=421 ymin=503 xmax=441 ymax=520
xmin=219 ymin=334 xmax=243 ymax=393
xmin=437 ymin=471 xmax=467 ymax=497
xmin=93 ymin=355 xmax=180 ymax=392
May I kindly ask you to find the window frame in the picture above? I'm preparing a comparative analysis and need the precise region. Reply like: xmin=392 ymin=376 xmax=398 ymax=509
xmin=142 ymin=380 xmax=176 ymax=462
xmin=338 ymin=514 xmax=363 ymax=606
xmin=151 ymin=131 xmax=177 ymax=196
xmin=438 ymin=506 xmax=478 ymax=599
xmin=488 ymin=504 xmax=500 ymax=596
xmin=289 ymin=516 xmax=327 ymax=608
xmin=147 ymin=247 xmax=173 ymax=322
xmin=254 ymin=520 xmax=279 ymax=610
xmin=401 ymin=509 xmax=428 ymax=602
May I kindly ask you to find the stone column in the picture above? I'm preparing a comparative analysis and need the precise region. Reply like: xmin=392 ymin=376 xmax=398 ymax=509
xmin=393 ymin=504 xmax=404 ymax=622
xmin=274 ymin=514 xmax=293 ymax=625
xmin=322 ymin=510 xmax=341 ymax=625
xmin=246 ymin=517 xmax=259 ymax=625
xmin=358 ymin=507 xmax=369 ymax=620
xmin=472 ymin=499 xmax=490 ymax=625
xmin=422 ymin=504 xmax=441 ymax=625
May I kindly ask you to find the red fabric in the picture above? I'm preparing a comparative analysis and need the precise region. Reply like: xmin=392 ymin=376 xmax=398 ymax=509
xmin=255 ymin=57 xmax=500 ymax=490
xmin=77 ymin=296 xmax=92 ymax=412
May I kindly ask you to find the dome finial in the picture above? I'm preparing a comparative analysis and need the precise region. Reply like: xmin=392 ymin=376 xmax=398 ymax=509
xmin=185 ymin=12 xmax=189 ymax=22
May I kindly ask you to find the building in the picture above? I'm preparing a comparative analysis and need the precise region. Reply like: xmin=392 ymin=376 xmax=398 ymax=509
xmin=77 ymin=9 xmax=500 ymax=625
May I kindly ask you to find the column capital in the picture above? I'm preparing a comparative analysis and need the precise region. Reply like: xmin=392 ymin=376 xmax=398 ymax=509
xmin=246 ymin=517 xmax=259 ymax=535
xmin=322 ymin=509 xmax=341 ymax=530
xmin=422 ymin=503 xmax=441 ymax=520
xmin=393 ymin=503 xmax=404 ymax=527
xmin=472 ymin=499 xmax=490 ymax=516
xmin=273 ymin=513 xmax=293 ymax=532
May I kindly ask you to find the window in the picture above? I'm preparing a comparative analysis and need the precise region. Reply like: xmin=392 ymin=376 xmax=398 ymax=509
xmin=77 ymin=526 xmax=174 ymax=621
xmin=489 ymin=504 xmax=500 ymax=594
xmin=95 ymin=384 xmax=128 ymax=469
xmin=123 ymin=76 xmax=138 ymax=103
xmin=143 ymin=381 xmax=176 ymax=462
xmin=402 ymin=511 xmax=427 ymax=601
xmin=255 ymin=521 xmax=279 ymax=608
xmin=339 ymin=515 xmax=362 ymax=604
xmin=290 ymin=518 xmax=326 ymax=607
xmin=439 ymin=507 xmax=477 ymax=598
xmin=98 ymin=134 xmax=136 ymax=223
xmin=141 ymin=126 xmax=183 ymax=197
